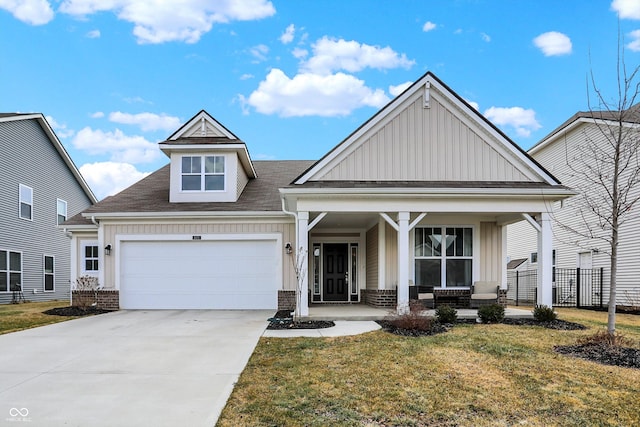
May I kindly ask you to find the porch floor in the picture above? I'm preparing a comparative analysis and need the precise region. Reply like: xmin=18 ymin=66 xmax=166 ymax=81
xmin=304 ymin=304 xmax=533 ymax=321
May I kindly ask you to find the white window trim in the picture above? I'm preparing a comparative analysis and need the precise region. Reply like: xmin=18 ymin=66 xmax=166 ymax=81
xmin=0 ymin=249 xmax=23 ymax=293
xmin=44 ymin=254 xmax=55 ymax=292
xmin=414 ymin=225 xmax=475 ymax=289
xmin=19 ymin=184 xmax=33 ymax=221
xmin=530 ymin=252 xmax=538 ymax=264
xmin=57 ymin=199 xmax=67 ymax=225
xmin=180 ymin=155 xmax=226 ymax=193
xmin=81 ymin=240 xmax=99 ymax=277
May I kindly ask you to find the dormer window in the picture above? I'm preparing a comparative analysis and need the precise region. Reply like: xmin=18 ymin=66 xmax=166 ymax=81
xmin=181 ymin=155 xmax=225 ymax=191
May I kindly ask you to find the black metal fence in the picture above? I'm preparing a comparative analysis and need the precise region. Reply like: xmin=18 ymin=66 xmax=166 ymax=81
xmin=507 ymin=268 xmax=605 ymax=308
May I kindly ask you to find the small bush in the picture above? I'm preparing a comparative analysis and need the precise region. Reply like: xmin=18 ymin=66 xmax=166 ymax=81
xmin=388 ymin=311 xmax=434 ymax=332
xmin=435 ymin=305 xmax=458 ymax=324
xmin=72 ymin=275 xmax=100 ymax=309
xmin=533 ymin=305 xmax=557 ymax=322
xmin=577 ymin=329 xmax=635 ymax=347
xmin=477 ymin=304 xmax=505 ymax=324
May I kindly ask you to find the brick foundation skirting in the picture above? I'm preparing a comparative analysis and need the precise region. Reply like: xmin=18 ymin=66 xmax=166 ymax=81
xmin=72 ymin=290 xmax=119 ymax=310
xmin=498 ymin=289 xmax=508 ymax=307
xmin=361 ymin=289 xmax=397 ymax=308
xmin=278 ymin=290 xmax=296 ymax=311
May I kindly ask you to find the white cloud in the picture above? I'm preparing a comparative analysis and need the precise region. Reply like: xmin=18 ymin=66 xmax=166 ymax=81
xmin=612 ymin=0 xmax=640 ymax=19
xmin=422 ymin=21 xmax=436 ymax=32
xmin=389 ymin=81 xmax=413 ymax=97
xmin=108 ymin=111 xmax=180 ymax=132
xmin=59 ymin=0 xmax=276 ymax=44
xmin=249 ymin=44 xmax=269 ymax=62
xmin=246 ymin=68 xmax=390 ymax=117
xmin=0 ymin=0 xmax=54 ymax=25
xmin=280 ymin=23 xmax=295 ymax=44
xmin=86 ymin=29 xmax=100 ymax=38
xmin=301 ymin=36 xmax=415 ymax=75
xmin=46 ymin=115 xmax=75 ymax=139
xmin=90 ymin=111 xmax=105 ymax=118
xmin=533 ymin=31 xmax=572 ymax=56
xmin=627 ymin=29 xmax=640 ymax=51
xmin=481 ymin=32 xmax=491 ymax=42
xmin=80 ymin=161 xmax=150 ymax=199
xmin=292 ymin=47 xmax=308 ymax=59
xmin=483 ymin=106 xmax=541 ymax=138
xmin=240 ymin=73 xmax=254 ymax=80
xmin=71 ymin=127 xmax=161 ymax=163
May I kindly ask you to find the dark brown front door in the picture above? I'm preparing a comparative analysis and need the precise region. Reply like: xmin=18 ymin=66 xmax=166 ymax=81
xmin=323 ymin=243 xmax=349 ymax=302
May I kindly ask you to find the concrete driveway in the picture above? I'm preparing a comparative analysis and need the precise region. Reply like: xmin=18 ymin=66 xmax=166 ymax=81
xmin=0 ymin=310 xmax=270 ymax=427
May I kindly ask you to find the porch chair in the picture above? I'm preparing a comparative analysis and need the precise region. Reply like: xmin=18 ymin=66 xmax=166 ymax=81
xmin=417 ymin=285 xmax=435 ymax=309
xmin=470 ymin=281 xmax=500 ymax=308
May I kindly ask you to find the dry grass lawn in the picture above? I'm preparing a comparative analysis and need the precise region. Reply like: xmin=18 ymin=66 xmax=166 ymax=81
xmin=218 ymin=308 xmax=640 ymax=426
xmin=0 ymin=300 xmax=78 ymax=334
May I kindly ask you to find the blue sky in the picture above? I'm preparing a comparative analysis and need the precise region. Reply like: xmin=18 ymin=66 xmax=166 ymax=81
xmin=1 ymin=0 xmax=639 ymax=200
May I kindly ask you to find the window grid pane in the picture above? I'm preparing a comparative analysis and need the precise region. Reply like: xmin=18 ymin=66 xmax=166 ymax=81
xmin=415 ymin=226 xmax=472 ymax=288
xmin=9 ymin=252 xmax=21 ymax=271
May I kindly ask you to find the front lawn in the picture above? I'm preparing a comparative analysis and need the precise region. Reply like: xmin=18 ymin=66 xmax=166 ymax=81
xmin=0 ymin=301 xmax=80 ymax=334
xmin=218 ymin=308 xmax=640 ymax=426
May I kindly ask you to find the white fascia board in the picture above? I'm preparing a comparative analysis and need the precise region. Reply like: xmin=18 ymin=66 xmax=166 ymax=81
xmin=81 ymin=211 xmax=289 ymax=220
xmin=280 ymin=186 xmax=575 ymax=198
xmin=169 ymin=110 xmax=237 ymax=140
xmin=159 ymin=143 xmax=257 ymax=178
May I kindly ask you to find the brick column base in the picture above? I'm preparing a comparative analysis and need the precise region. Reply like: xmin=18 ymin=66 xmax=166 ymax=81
xmin=72 ymin=290 xmax=119 ymax=310
xmin=278 ymin=290 xmax=296 ymax=311
xmin=361 ymin=289 xmax=397 ymax=308
xmin=498 ymin=289 xmax=508 ymax=307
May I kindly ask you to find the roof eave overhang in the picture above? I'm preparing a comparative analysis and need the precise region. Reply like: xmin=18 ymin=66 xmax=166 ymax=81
xmin=280 ymin=186 xmax=575 ymax=199
xmin=158 ymin=143 xmax=257 ymax=178
xmin=81 ymin=211 xmax=288 ymax=220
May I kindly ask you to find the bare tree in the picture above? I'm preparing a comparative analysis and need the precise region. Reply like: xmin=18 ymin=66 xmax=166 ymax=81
xmin=559 ymin=36 xmax=640 ymax=335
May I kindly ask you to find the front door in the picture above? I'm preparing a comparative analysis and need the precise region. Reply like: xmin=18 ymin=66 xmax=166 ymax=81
xmin=323 ymin=243 xmax=349 ymax=302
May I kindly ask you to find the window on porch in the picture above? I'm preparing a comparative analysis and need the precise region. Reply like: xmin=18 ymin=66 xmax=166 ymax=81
xmin=414 ymin=227 xmax=472 ymax=288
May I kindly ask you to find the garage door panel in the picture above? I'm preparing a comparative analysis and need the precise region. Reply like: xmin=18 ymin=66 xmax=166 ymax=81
xmin=119 ymin=239 xmax=279 ymax=309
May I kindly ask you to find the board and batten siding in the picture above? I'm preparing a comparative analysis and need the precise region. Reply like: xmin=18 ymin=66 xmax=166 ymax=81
xmin=384 ymin=222 xmax=398 ymax=288
xmin=100 ymin=221 xmax=296 ymax=292
xmin=479 ymin=222 xmax=502 ymax=282
xmin=314 ymin=90 xmax=532 ymax=182
xmin=365 ymin=223 xmax=378 ymax=290
xmin=0 ymin=118 xmax=94 ymax=304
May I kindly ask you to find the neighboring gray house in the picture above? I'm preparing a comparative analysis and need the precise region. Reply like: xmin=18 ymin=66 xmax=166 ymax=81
xmin=507 ymin=106 xmax=640 ymax=307
xmin=0 ymin=113 xmax=97 ymax=304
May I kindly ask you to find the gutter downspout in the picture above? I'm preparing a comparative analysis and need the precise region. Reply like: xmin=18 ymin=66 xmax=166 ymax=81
xmin=281 ymin=197 xmax=299 ymax=317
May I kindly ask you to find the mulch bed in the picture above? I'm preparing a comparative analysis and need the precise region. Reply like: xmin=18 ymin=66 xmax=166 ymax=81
xmin=43 ymin=306 xmax=113 ymax=317
xmin=376 ymin=320 xmax=450 ymax=337
xmin=555 ymin=343 xmax=640 ymax=369
xmin=502 ymin=318 xmax=587 ymax=330
xmin=267 ymin=310 xmax=335 ymax=330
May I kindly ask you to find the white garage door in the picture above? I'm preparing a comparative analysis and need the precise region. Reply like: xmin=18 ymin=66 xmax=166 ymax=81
xmin=119 ymin=239 xmax=279 ymax=309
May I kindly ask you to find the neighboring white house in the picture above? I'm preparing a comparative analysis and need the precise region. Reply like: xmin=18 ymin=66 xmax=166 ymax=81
xmin=0 ymin=113 xmax=97 ymax=304
xmin=65 ymin=72 xmax=573 ymax=314
xmin=507 ymin=107 xmax=640 ymax=307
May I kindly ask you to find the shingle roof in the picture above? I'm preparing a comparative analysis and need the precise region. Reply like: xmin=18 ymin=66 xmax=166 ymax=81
xmin=286 ymin=181 xmax=566 ymax=190
xmin=64 ymin=160 xmax=314 ymax=225
xmin=531 ymin=103 xmax=640 ymax=151
xmin=159 ymin=136 xmax=242 ymax=145
xmin=507 ymin=258 xmax=528 ymax=270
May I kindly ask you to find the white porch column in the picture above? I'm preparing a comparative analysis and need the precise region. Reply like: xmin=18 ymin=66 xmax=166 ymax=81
xmin=297 ymin=211 xmax=309 ymax=317
xmin=397 ymin=211 xmax=410 ymax=314
xmin=537 ymin=212 xmax=553 ymax=307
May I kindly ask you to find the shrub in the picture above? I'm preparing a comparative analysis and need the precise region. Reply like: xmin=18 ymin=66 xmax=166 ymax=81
xmin=72 ymin=275 xmax=100 ymax=309
xmin=435 ymin=305 xmax=458 ymax=324
xmin=477 ymin=304 xmax=505 ymax=324
xmin=533 ymin=305 xmax=557 ymax=322
xmin=577 ymin=329 xmax=635 ymax=347
xmin=389 ymin=307 xmax=434 ymax=332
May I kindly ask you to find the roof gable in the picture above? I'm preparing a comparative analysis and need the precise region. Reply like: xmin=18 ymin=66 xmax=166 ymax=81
xmin=168 ymin=110 xmax=238 ymax=140
xmin=0 ymin=113 xmax=97 ymax=203
xmin=294 ymin=72 xmax=559 ymax=185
